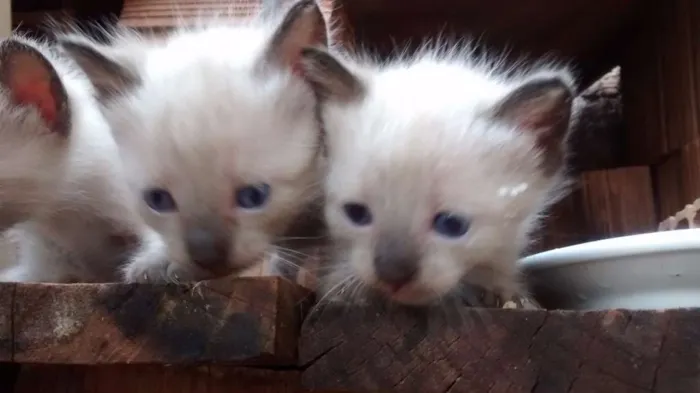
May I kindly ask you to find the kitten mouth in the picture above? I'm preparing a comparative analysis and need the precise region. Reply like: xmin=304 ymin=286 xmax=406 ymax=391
xmin=375 ymin=282 xmax=436 ymax=306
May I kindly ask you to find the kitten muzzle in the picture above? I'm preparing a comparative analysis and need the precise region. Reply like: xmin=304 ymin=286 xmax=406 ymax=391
xmin=373 ymin=235 xmax=420 ymax=292
xmin=184 ymin=226 xmax=232 ymax=275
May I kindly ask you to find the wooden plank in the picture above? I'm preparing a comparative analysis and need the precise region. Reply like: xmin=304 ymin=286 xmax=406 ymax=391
xmin=300 ymin=305 xmax=699 ymax=393
xmin=13 ymin=365 xmax=302 ymax=393
xmin=654 ymin=153 xmax=684 ymax=221
xmin=8 ymin=278 xmax=311 ymax=365
xmin=528 ymin=189 xmax=589 ymax=254
xmin=0 ymin=284 xmax=12 ymax=361
xmin=679 ymin=140 xmax=700 ymax=204
xmin=579 ymin=167 xmax=656 ymax=239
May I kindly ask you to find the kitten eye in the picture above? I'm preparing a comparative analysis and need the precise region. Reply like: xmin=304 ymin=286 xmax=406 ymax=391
xmin=432 ymin=212 xmax=470 ymax=238
xmin=236 ymin=183 xmax=271 ymax=209
xmin=343 ymin=203 xmax=372 ymax=226
xmin=143 ymin=188 xmax=177 ymax=212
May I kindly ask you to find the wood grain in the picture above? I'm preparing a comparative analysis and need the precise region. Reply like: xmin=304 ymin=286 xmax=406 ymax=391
xmin=301 ymin=305 xmax=700 ymax=393
xmin=623 ymin=1 xmax=700 ymax=164
xmin=4 ymin=278 xmax=311 ymax=365
xmin=579 ymin=167 xmax=657 ymax=239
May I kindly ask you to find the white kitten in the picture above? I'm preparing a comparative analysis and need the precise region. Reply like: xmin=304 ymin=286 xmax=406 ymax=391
xmin=0 ymin=35 xmax=155 ymax=283
xmin=300 ymin=45 xmax=577 ymax=306
xmin=58 ymin=0 xmax=328 ymax=283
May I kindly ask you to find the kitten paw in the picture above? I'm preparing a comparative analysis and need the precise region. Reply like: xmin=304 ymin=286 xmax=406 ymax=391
xmin=122 ymin=259 xmax=174 ymax=283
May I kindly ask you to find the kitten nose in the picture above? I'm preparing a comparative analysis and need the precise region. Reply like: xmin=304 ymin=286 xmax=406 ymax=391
xmin=374 ymin=234 xmax=420 ymax=291
xmin=374 ymin=255 xmax=418 ymax=292
xmin=185 ymin=227 xmax=230 ymax=274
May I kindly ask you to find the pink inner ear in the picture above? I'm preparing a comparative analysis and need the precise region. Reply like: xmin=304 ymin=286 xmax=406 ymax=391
xmin=7 ymin=55 xmax=58 ymax=128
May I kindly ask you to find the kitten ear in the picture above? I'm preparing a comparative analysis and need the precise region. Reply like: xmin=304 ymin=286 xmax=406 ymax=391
xmin=300 ymin=47 xmax=365 ymax=101
xmin=57 ymin=34 xmax=140 ymax=100
xmin=263 ymin=0 xmax=328 ymax=75
xmin=0 ymin=38 xmax=70 ymax=135
xmin=490 ymin=73 xmax=576 ymax=172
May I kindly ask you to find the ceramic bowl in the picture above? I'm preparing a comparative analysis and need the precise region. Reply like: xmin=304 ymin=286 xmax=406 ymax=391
xmin=519 ymin=229 xmax=700 ymax=310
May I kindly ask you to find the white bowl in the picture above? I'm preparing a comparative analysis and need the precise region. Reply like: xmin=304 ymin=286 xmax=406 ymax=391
xmin=518 ymin=229 xmax=700 ymax=310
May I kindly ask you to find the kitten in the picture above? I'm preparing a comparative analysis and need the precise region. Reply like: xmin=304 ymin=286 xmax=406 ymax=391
xmin=300 ymin=46 xmax=578 ymax=306
xmin=0 ymin=36 xmax=154 ymax=283
xmin=58 ymin=0 xmax=328 ymax=283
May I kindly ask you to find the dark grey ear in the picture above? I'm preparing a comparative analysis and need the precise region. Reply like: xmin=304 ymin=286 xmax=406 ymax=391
xmin=490 ymin=74 xmax=575 ymax=172
xmin=300 ymin=47 xmax=364 ymax=101
xmin=57 ymin=35 xmax=140 ymax=100
xmin=0 ymin=38 xmax=71 ymax=135
xmin=263 ymin=0 xmax=328 ymax=74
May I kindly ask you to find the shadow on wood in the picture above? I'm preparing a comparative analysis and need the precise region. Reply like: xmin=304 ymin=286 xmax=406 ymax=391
xmin=0 ymin=278 xmax=312 ymax=365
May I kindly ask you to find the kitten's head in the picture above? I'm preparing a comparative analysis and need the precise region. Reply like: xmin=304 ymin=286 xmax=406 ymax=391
xmin=301 ymin=48 xmax=576 ymax=305
xmin=58 ymin=0 xmax=327 ymax=280
xmin=0 ymin=37 xmax=74 ymax=229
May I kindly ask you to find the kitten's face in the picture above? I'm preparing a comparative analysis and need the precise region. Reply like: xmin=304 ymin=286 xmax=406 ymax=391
xmin=0 ymin=39 xmax=73 ymax=229
xmin=112 ymin=69 xmax=320 ymax=279
xmin=302 ymin=50 xmax=574 ymax=305
xmin=60 ymin=0 xmax=327 ymax=280
xmin=323 ymin=115 xmax=557 ymax=305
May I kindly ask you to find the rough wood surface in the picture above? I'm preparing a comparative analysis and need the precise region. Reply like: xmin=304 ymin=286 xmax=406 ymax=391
xmin=12 ymin=365 xmax=302 ymax=393
xmin=1 ymin=278 xmax=311 ymax=365
xmin=300 ymin=305 xmax=700 ymax=393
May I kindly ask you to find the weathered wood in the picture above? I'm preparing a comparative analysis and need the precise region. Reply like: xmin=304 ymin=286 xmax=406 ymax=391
xmin=569 ymin=67 xmax=624 ymax=172
xmin=13 ymin=365 xmax=302 ymax=393
xmin=300 ymin=305 xmax=700 ymax=393
xmin=6 ymin=278 xmax=311 ymax=365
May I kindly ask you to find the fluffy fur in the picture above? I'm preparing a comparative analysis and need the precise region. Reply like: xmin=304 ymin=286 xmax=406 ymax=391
xmin=58 ymin=0 xmax=328 ymax=283
xmin=0 ymin=35 xmax=153 ymax=283
xmin=301 ymin=44 xmax=578 ymax=306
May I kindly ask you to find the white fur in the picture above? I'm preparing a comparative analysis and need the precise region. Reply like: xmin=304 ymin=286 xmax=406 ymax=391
xmin=0 ymin=36 xmax=153 ymax=283
xmin=316 ymin=46 xmax=576 ymax=305
xmin=74 ymin=12 xmax=324 ymax=282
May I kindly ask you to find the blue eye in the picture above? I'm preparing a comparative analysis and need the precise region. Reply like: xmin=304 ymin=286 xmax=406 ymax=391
xmin=433 ymin=212 xmax=470 ymax=238
xmin=236 ymin=183 xmax=271 ymax=209
xmin=143 ymin=188 xmax=177 ymax=212
xmin=343 ymin=203 xmax=372 ymax=226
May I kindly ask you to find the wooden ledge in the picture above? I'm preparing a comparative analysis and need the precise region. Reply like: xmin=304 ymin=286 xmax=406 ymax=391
xmin=300 ymin=304 xmax=700 ymax=393
xmin=0 ymin=278 xmax=311 ymax=366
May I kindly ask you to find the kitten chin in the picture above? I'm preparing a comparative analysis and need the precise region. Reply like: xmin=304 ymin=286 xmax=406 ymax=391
xmin=0 ymin=35 xmax=154 ymax=283
xmin=301 ymin=43 xmax=578 ymax=307
xmin=58 ymin=0 xmax=328 ymax=283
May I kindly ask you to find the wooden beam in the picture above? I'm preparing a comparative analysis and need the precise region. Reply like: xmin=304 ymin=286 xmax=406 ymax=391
xmin=1 ymin=278 xmax=311 ymax=365
xmin=13 ymin=365 xmax=302 ymax=393
xmin=300 ymin=304 xmax=698 ymax=393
